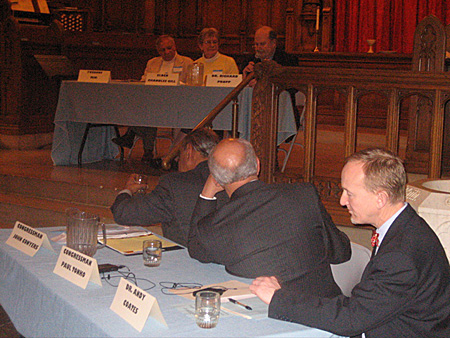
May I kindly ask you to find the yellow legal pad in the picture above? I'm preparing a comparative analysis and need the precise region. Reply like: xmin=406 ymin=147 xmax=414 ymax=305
xmin=102 ymin=234 xmax=182 ymax=255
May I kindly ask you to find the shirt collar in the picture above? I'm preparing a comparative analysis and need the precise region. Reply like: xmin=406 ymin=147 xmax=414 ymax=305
xmin=376 ymin=202 xmax=408 ymax=247
xmin=203 ymin=52 xmax=221 ymax=62
xmin=162 ymin=53 xmax=177 ymax=64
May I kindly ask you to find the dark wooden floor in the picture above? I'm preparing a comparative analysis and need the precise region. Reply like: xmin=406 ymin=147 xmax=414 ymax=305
xmin=0 ymin=305 xmax=21 ymax=338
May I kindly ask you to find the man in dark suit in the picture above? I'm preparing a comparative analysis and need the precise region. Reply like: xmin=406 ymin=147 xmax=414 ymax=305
xmin=250 ymin=148 xmax=450 ymax=338
xmin=188 ymin=138 xmax=351 ymax=297
xmin=111 ymin=128 xmax=226 ymax=246
xmin=242 ymin=26 xmax=301 ymax=129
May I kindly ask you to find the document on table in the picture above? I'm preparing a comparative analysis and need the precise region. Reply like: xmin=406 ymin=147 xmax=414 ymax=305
xmin=100 ymin=234 xmax=183 ymax=255
xmin=172 ymin=280 xmax=268 ymax=320
xmin=220 ymin=297 xmax=268 ymax=320
xmin=100 ymin=224 xmax=151 ymax=239
xmin=50 ymin=224 xmax=151 ymax=243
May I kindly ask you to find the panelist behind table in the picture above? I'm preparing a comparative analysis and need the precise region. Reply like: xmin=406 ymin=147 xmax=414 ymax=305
xmin=0 ymin=227 xmax=341 ymax=338
xmin=51 ymin=81 xmax=296 ymax=165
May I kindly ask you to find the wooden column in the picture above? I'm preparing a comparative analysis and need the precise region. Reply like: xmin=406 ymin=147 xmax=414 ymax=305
xmin=251 ymin=61 xmax=282 ymax=183
xmin=386 ymin=89 xmax=400 ymax=153
xmin=303 ymin=83 xmax=317 ymax=182
xmin=344 ymin=86 xmax=357 ymax=158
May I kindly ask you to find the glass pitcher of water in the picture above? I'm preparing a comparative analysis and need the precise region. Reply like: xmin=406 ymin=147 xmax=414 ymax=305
xmin=66 ymin=208 xmax=106 ymax=257
xmin=187 ymin=62 xmax=204 ymax=86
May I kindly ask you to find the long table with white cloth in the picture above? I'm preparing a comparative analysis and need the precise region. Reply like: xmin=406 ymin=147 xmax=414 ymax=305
xmin=51 ymin=81 xmax=297 ymax=165
xmin=0 ymin=227 xmax=343 ymax=338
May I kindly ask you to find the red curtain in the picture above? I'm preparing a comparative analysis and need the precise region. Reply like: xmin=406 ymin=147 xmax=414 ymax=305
xmin=335 ymin=0 xmax=450 ymax=53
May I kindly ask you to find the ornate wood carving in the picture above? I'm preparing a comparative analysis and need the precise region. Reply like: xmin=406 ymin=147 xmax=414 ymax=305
xmin=412 ymin=15 xmax=445 ymax=73
xmin=251 ymin=60 xmax=283 ymax=183
xmin=251 ymin=65 xmax=450 ymax=225
xmin=407 ymin=15 xmax=446 ymax=174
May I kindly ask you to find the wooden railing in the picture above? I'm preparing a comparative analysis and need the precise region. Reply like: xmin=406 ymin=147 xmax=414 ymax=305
xmin=251 ymin=60 xmax=450 ymax=226
xmin=161 ymin=73 xmax=255 ymax=169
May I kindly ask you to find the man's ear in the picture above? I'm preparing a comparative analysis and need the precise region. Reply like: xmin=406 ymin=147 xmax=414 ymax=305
xmin=256 ymin=157 xmax=261 ymax=176
xmin=376 ymin=190 xmax=389 ymax=209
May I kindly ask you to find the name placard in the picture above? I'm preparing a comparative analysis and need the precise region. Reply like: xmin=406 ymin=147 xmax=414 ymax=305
xmin=6 ymin=221 xmax=54 ymax=256
xmin=78 ymin=70 xmax=111 ymax=83
xmin=53 ymin=246 xmax=101 ymax=289
xmin=145 ymin=73 xmax=179 ymax=86
xmin=206 ymin=74 xmax=243 ymax=87
xmin=110 ymin=278 xmax=167 ymax=331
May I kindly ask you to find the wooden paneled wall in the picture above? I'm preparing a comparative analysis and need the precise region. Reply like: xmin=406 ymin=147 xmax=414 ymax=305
xmin=58 ymin=0 xmax=300 ymax=53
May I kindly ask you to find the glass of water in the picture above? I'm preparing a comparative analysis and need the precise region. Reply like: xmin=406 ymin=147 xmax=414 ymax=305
xmin=195 ymin=291 xmax=220 ymax=329
xmin=142 ymin=239 xmax=162 ymax=267
xmin=135 ymin=174 xmax=148 ymax=194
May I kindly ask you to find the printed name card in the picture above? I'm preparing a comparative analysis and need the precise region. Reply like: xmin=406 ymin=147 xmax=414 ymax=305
xmin=78 ymin=70 xmax=111 ymax=83
xmin=145 ymin=73 xmax=179 ymax=86
xmin=172 ymin=66 xmax=182 ymax=73
xmin=53 ymin=246 xmax=101 ymax=289
xmin=6 ymin=221 xmax=54 ymax=256
xmin=206 ymin=74 xmax=243 ymax=87
xmin=110 ymin=278 xmax=167 ymax=331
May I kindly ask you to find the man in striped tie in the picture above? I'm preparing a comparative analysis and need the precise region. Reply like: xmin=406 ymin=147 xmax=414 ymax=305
xmin=250 ymin=147 xmax=450 ymax=338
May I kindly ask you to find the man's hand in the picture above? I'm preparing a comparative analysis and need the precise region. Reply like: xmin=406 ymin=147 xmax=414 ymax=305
xmin=250 ymin=276 xmax=281 ymax=304
xmin=124 ymin=174 xmax=148 ymax=195
xmin=243 ymin=61 xmax=257 ymax=87
xmin=243 ymin=61 xmax=255 ymax=77
xmin=201 ymin=174 xmax=224 ymax=198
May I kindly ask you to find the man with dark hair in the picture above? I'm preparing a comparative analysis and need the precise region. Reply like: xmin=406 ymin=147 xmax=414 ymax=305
xmin=250 ymin=148 xmax=450 ymax=338
xmin=111 ymin=128 xmax=226 ymax=246
xmin=188 ymin=138 xmax=350 ymax=297
xmin=112 ymin=35 xmax=193 ymax=165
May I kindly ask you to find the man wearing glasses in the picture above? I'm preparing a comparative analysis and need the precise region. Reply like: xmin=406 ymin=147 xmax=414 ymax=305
xmin=243 ymin=26 xmax=298 ymax=81
xmin=195 ymin=28 xmax=239 ymax=76
xmin=242 ymin=26 xmax=301 ymax=129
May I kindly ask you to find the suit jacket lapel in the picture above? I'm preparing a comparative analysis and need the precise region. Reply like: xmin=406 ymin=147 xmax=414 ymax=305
xmin=376 ymin=205 xmax=415 ymax=256
xmin=361 ymin=205 xmax=414 ymax=280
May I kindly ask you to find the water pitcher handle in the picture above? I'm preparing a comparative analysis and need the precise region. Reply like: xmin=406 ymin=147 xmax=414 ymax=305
xmin=98 ymin=222 xmax=107 ymax=249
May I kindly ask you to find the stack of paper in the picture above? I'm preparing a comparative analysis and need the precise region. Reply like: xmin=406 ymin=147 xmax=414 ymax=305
xmin=100 ymin=224 xmax=151 ymax=239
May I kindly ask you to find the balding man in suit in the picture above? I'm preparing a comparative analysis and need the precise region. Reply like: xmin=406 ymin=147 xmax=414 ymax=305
xmin=188 ymin=138 xmax=350 ymax=297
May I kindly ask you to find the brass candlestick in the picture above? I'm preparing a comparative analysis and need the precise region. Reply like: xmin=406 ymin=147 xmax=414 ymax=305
xmin=314 ymin=30 xmax=320 ymax=52
xmin=313 ymin=6 xmax=320 ymax=52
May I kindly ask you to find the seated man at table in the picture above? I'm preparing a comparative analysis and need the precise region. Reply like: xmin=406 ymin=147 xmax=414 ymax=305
xmin=250 ymin=148 xmax=450 ymax=338
xmin=111 ymin=128 xmax=227 ymax=246
xmin=112 ymin=35 xmax=193 ymax=166
xmin=188 ymin=138 xmax=351 ymax=297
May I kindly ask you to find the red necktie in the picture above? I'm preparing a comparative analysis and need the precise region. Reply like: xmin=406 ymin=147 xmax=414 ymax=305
xmin=371 ymin=231 xmax=379 ymax=258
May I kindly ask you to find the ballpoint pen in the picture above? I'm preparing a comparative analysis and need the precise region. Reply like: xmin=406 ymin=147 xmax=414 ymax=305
xmin=228 ymin=298 xmax=252 ymax=310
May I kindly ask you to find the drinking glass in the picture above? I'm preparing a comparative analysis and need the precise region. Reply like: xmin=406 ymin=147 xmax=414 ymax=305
xmin=195 ymin=291 xmax=220 ymax=329
xmin=135 ymin=174 xmax=148 ymax=194
xmin=143 ymin=239 xmax=162 ymax=267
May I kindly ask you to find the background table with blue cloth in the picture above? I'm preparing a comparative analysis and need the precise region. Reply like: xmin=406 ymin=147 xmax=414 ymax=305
xmin=51 ymin=81 xmax=297 ymax=165
xmin=0 ymin=228 xmax=343 ymax=338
